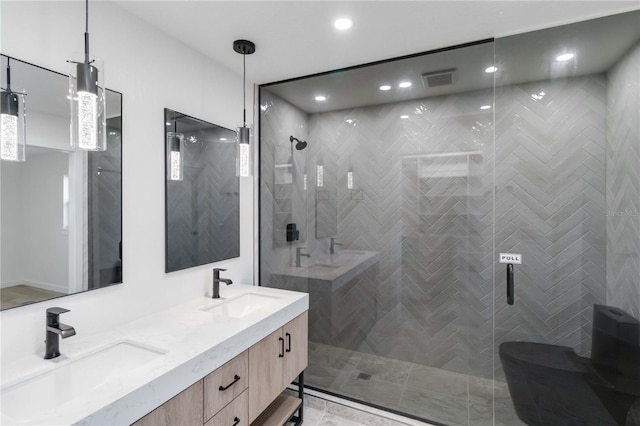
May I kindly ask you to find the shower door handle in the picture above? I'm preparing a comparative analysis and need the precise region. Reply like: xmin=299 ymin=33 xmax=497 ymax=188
xmin=506 ymin=263 xmax=514 ymax=305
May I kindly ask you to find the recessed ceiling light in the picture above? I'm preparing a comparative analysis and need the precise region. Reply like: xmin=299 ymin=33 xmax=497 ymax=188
xmin=480 ymin=105 xmax=492 ymax=110
xmin=400 ymin=115 xmax=410 ymax=119
xmin=334 ymin=18 xmax=353 ymax=30
xmin=166 ymin=122 xmax=171 ymax=126
xmin=315 ymin=95 xmax=327 ymax=101
xmin=485 ymin=66 xmax=498 ymax=73
xmin=399 ymin=81 xmax=412 ymax=88
xmin=220 ymin=138 xmax=227 ymax=141
xmin=556 ymin=53 xmax=574 ymax=62
xmin=379 ymin=85 xmax=391 ymax=91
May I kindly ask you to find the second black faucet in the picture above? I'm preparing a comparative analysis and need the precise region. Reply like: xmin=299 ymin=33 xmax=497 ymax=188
xmin=212 ymin=268 xmax=233 ymax=299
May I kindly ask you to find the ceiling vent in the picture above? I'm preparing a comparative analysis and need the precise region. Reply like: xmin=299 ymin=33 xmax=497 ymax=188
xmin=421 ymin=68 xmax=457 ymax=88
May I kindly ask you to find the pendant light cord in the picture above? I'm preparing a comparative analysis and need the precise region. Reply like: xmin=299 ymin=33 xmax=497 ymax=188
xmin=6 ymin=57 xmax=11 ymax=91
xmin=243 ymin=53 xmax=246 ymax=126
xmin=84 ymin=0 xmax=90 ymax=64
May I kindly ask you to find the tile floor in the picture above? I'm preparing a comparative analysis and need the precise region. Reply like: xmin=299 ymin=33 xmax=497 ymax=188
xmin=305 ymin=341 xmax=525 ymax=426
xmin=0 ymin=284 xmax=65 ymax=310
xmin=286 ymin=388 xmax=434 ymax=426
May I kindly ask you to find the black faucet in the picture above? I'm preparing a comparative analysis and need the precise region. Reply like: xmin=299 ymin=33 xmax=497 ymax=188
xmin=213 ymin=268 xmax=233 ymax=299
xmin=44 ymin=307 xmax=76 ymax=359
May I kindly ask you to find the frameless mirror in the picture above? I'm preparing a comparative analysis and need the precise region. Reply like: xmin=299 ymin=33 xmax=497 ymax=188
xmin=315 ymin=153 xmax=338 ymax=239
xmin=0 ymin=55 xmax=123 ymax=310
xmin=164 ymin=108 xmax=240 ymax=272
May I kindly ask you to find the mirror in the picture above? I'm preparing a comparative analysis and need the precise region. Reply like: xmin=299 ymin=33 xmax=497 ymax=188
xmin=315 ymin=153 xmax=338 ymax=239
xmin=164 ymin=108 xmax=239 ymax=272
xmin=0 ymin=55 xmax=123 ymax=310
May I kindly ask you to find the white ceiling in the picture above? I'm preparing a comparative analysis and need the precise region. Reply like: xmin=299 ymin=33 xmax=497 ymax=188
xmin=264 ymin=10 xmax=640 ymax=113
xmin=113 ymin=0 xmax=640 ymax=86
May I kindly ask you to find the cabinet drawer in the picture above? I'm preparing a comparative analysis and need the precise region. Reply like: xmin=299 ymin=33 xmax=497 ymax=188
xmin=204 ymin=389 xmax=248 ymax=426
xmin=204 ymin=350 xmax=248 ymax=421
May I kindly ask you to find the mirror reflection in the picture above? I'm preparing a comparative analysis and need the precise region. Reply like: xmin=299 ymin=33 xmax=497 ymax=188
xmin=164 ymin=108 xmax=240 ymax=272
xmin=0 ymin=55 xmax=123 ymax=310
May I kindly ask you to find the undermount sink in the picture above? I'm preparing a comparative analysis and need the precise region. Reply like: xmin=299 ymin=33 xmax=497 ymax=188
xmin=1 ymin=340 xmax=165 ymax=422
xmin=200 ymin=293 xmax=281 ymax=318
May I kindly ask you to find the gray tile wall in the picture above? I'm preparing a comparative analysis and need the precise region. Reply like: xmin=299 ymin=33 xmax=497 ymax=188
xmin=259 ymin=90 xmax=309 ymax=281
xmin=606 ymin=43 xmax=640 ymax=320
xmin=494 ymin=76 xmax=607 ymax=374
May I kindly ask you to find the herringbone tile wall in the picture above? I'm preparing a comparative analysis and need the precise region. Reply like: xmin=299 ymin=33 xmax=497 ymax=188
xmin=606 ymin=43 xmax=640 ymax=319
xmin=259 ymin=91 xmax=309 ymax=282
xmin=494 ymin=75 xmax=607 ymax=373
xmin=261 ymin=71 xmax=634 ymax=381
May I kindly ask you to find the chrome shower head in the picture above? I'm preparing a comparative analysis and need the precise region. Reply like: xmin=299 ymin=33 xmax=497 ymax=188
xmin=290 ymin=136 xmax=308 ymax=151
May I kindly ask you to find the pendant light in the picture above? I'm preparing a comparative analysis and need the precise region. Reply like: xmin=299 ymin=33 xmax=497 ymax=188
xmin=1 ymin=58 xmax=26 ymax=162
xmin=167 ymin=132 xmax=184 ymax=181
xmin=69 ymin=0 xmax=106 ymax=151
xmin=233 ymin=39 xmax=255 ymax=177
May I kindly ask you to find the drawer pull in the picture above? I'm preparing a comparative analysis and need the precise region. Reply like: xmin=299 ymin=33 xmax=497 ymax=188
xmin=279 ymin=337 xmax=285 ymax=358
xmin=232 ymin=416 xmax=240 ymax=426
xmin=218 ymin=374 xmax=241 ymax=391
xmin=285 ymin=332 xmax=291 ymax=353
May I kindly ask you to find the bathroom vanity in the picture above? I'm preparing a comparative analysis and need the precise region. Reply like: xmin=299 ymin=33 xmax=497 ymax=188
xmin=0 ymin=285 xmax=308 ymax=426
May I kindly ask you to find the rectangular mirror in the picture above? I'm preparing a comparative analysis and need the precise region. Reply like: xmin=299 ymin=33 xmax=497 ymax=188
xmin=164 ymin=108 xmax=240 ymax=272
xmin=0 ymin=54 xmax=123 ymax=310
xmin=315 ymin=153 xmax=338 ymax=239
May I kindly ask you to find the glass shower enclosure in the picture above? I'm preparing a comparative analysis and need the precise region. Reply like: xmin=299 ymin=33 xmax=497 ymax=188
xmin=258 ymin=10 xmax=639 ymax=426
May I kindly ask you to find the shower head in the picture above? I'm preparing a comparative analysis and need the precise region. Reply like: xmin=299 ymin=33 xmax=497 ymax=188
xmin=290 ymin=136 xmax=308 ymax=151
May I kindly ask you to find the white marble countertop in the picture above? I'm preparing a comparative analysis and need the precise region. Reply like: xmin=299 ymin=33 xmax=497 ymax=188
xmin=0 ymin=284 xmax=308 ymax=426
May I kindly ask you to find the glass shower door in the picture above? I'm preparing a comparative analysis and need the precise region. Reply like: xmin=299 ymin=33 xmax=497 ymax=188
xmin=493 ymin=11 xmax=640 ymax=426
xmin=260 ymin=40 xmax=498 ymax=425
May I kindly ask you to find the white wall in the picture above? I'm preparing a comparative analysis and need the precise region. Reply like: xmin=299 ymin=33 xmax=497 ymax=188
xmin=0 ymin=1 xmax=255 ymax=365
xmin=1 ymin=150 xmax=70 ymax=293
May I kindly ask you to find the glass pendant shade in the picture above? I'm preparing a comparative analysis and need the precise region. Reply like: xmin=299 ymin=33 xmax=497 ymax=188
xmin=69 ymin=56 xmax=106 ymax=151
xmin=167 ymin=132 xmax=184 ymax=181
xmin=237 ymin=125 xmax=252 ymax=177
xmin=0 ymin=90 xmax=26 ymax=162
xmin=316 ymin=164 xmax=324 ymax=187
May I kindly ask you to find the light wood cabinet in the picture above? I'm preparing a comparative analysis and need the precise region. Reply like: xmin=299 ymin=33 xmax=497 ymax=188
xmin=247 ymin=328 xmax=284 ymax=422
xmin=132 ymin=312 xmax=307 ymax=426
xmin=133 ymin=380 xmax=203 ymax=426
xmin=282 ymin=312 xmax=308 ymax=387
xmin=248 ymin=312 xmax=308 ymax=423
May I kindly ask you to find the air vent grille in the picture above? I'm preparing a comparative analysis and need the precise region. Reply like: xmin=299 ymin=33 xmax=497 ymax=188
xmin=422 ymin=68 xmax=457 ymax=88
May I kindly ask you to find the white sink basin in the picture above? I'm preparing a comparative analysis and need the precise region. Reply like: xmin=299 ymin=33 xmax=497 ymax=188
xmin=1 ymin=340 xmax=165 ymax=422
xmin=200 ymin=293 xmax=281 ymax=318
